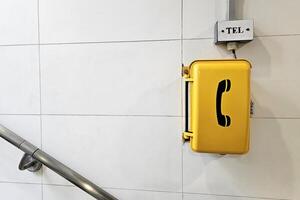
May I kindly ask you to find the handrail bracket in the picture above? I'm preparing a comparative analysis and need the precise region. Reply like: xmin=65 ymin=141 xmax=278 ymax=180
xmin=19 ymin=153 xmax=42 ymax=172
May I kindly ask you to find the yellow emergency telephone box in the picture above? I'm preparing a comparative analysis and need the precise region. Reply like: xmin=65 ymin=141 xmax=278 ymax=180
xmin=183 ymin=59 xmax=251 ymax=154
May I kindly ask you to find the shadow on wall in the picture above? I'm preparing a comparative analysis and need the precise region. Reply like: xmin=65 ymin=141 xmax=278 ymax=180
xmin=183 ymin=114 xmax=294 ymax=199
xmin=239 ymin=37 xmax=271 ymax=78
xmin=241 ymin=37 xmax=299 ymax=118
xmin=251 ymin=80 xmax=300 ymax=118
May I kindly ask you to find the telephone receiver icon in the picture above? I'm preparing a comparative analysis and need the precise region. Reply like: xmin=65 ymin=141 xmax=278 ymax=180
xmin=216 ymin=79 xmax=231 ymax=127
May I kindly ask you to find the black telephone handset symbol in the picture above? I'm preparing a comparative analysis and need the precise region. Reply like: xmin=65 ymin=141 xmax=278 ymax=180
xmin=216 ymin=79 xmax=231 ymax=127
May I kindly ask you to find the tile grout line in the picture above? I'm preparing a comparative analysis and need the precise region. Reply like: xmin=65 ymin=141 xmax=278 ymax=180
xmin=0 ymin=180 xmax=290 ymax=200
xmin=0 ymin=180 xmax=182 ymax=194
xmin=180 ymin=0 xmax=184 ymax=199
xmin=37 ymin=0 xmax=42 ymax=154
xmin=0 ymin=39 xmax=180 ymax=47
xmin=183 ymin=192 xmax=291 ymax=200
xmin=36 ymin=0 xmax=44 ymax=199
xmin=182 ymin=33 xmax=300 ymax=40
xmin=0 ymin=32 xmax=300 ymax=48
xmin=0 ymin=113 xmax=182 ymax=117
xmin=0 ymin=43 xmax=39 ymax=47
xmin=1 ymin=113 xmax=300 ymax=120
xmin=39 ymin=38 xmax=180 ymax=45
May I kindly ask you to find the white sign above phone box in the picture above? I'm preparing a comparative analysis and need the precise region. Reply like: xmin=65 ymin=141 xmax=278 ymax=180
xmin=215 ymin=20 xmax=254 ymax=44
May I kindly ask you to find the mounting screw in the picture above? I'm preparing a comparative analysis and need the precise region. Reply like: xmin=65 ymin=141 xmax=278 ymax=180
xmin=250 ymin=100 xmax=254 ymax=116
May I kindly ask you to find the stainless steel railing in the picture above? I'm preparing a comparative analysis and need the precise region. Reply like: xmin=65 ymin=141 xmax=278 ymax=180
xmin=0 ymin=124 xmax=118 ymax=200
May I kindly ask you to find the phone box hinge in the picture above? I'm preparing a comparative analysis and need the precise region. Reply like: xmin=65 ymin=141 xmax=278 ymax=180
xmin=183 ymin=131 xmax=193 ymax=141
xmin=182 ymin=66 xmax=190 ymax=78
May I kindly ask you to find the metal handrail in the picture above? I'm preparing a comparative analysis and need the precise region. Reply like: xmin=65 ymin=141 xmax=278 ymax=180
xmin=0 ymin=124 xmax=118 ymax=200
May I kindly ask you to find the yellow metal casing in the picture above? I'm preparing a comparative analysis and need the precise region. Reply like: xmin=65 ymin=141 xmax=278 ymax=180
xmin=183 ymin=60 xmax=251 ymax=154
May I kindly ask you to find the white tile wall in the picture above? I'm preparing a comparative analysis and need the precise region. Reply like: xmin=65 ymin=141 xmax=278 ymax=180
xmin=43 ymin=185 xmax=94 ymax=200
xmin=44 ymin=185 xmax=181 ymax=200
xmin=183 ymin=38 xmax=233 ymax=63
xmin=184 ymin=0 xmax=300 ymax=39
xmin=39 ymin=0 xmax=181 ymax=43
xmin=234 ymin=0 xmax=300 ymax=36
xmin=183 ymin=0 xmax=228 ymax=39
xmin=107 ymin=189 xmax=182 ymax=200
xmin=0 ymin=46 xmax=40 ymax=114
xmin=0 ymin=182 xmax=41 ymax=200
xmin=0 ymin=0 xmax=38 ymax=45
xmin=183 ymin=193 xmax=270 ymax=200
xmin=40 ymin=41 xmax=181 ymax=116
xmin=41 ymin=116 xmax=182 ymax=192
xmin=0 ymin=0 xmax=299 ymax=199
